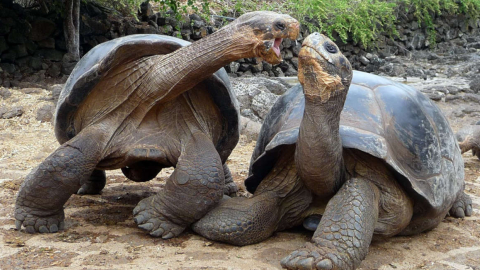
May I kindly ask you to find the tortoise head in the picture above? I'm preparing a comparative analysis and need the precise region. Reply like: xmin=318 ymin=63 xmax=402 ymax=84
xmin=230 ymin=11 xmax=299 ymax=65
xmin=298 ymin=33 xmax=352 ymax=102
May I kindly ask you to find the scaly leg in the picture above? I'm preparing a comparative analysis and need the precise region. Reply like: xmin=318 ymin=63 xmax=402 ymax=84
xmin=281 ymin=177 xmax=379 ymax=270
xmin=223 ymin=163 xmax=238 ymax=196
xmin=15 ymin=129 xmax=105 ymax=233
xmin=133 ymin=132 xmax=225 ymax=239
xmin=449 ymin=191 xmax=473 ymax=218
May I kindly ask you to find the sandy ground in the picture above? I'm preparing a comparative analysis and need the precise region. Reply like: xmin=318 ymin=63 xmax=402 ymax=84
xmin=0 ymin=83 xmax=479 ymax=270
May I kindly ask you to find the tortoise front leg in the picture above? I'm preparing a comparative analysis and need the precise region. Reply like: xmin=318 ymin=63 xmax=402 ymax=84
xmin=15 ymin=130 xmax=105 ymax=233
xmin=133 ymin=132 xmax=225 ymax=239
xmin=223 ymin=163 xmax=238 ymax=196
xmin=281 ymin=177 xmax=379 ymax=270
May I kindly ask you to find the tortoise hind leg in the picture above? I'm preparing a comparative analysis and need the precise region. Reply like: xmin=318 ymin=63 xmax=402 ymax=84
xmin=193 ymin=192 xmax=282 ymax=246
xmin=449 ymin=192 xmax=473 ymax=218
xmin=133 ymin=132 xmax=225 ymax=239
xmin=15 ymin=129 xmax=106 ymax=233
xmin=77 ymin=170 xmax=106 ymax=195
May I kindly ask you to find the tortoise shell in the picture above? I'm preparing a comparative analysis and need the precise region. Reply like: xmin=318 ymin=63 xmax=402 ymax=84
xmin=54 ymin=34 xmax=239 ymax=160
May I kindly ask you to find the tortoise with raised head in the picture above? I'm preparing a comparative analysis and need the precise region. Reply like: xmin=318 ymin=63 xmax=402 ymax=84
xmin=194 ymin=33 xmax=472 ymax=269
xmin=14 ymin=11 xmax=300 ymax=239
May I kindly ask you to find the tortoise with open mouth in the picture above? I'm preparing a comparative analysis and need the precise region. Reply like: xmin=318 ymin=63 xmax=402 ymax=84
xmin=14 ymin=11 xmax=299 ymax=239
xmin=194 ymin=33 xmax=472 ymax=269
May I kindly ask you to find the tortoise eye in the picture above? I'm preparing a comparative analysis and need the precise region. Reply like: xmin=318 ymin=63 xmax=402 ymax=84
xmin=275 ymin=21 xmax=286 ymax=31
xmin=324 ymin=42 xmax=338 ymax=53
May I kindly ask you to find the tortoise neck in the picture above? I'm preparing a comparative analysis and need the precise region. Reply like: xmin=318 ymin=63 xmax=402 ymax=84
xmin=295 ymin=87 xmax=347 ymax=198
xmin=146 ymin=24 xmax=256 ymax=103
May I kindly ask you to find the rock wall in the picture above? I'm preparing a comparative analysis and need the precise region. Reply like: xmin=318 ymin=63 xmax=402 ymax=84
xmin=0 ymin=0 xmax=479 ymax=88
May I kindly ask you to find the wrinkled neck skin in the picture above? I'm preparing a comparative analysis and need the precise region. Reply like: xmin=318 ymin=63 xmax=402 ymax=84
xmin=295 ymin=77 xmax=347 ymax=199
xmin=145 ymin=23 xmax=256 ymax=104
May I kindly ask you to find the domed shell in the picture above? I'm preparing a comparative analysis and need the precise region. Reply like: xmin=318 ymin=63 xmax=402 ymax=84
xmin=55 ymin=34 xmax=239 ymax=160
xmin=246 ymin=71 xmax=463 ymax=214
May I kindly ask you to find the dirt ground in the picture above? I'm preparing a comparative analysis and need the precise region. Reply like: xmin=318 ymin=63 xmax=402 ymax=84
xmin=0 ymin=82 xmax=479 ymax=270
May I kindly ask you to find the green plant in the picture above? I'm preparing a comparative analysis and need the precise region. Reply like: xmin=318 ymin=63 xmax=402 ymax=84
xmin=151 ymin=0 xmax=210 ymax=21
xmin=402 ymin=0 xmax=480 ymax=45
xmin=286 ymin=0 xmax=398 ymax=48
xmin=92 ymin=0 xmax=143 ymax=17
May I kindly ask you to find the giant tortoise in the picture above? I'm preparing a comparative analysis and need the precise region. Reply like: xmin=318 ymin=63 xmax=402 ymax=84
xmin=194 ymin=33 xmax=472 ymax=269
xmin=14 ymin=11 xmax=300 ymax=239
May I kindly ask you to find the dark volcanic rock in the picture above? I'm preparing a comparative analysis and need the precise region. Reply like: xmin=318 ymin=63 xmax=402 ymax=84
xmin=29 ymin=18 xmax=56 ymax=41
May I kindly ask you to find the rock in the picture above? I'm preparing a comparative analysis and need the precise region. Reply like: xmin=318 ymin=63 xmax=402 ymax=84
xmin=36 ymin=103 xmax=54 ymax=122
xmin=0 ymin=106 xmax=24 ymax=119
xmin=284 ymin=64 xmax=298 ymax=77
xmin=463 ymin=93 xmax=480 ymax=103
xmin=0 ymin=63 xmax=16 ymax=74
xmin=0 ymin=36 xmax=8 ymax=54
xmin=262 ymin=62 xmax=273 ymax=72
xmin=12 ymin=44 xmax=28 ymax=58
xmin=282 ymin=38 xmax=293 ymax=49
xmin=29 ymin=57 xmax=43 ymax=70
xmin=238 ymin=63 xmax=251 ymax=73
xmin=467 ymin=42 xmax=480 ymax=49
xmin=24 ymin=39 xmax=38 ymax=54
xmin=81 ymin=15 xmax=111 ymax=35
xmin=0 ymin=88 xmax=12 ymax=99
xmin=2 ymin=78 xmax=11 ymax=88
xmin=251 ymin=62 xmax=263 ymax=73
xmin=251 ymin=90 xmax=280 ymax=120
xmin=7 ymin=28 xmax=26 ymax=44
xmin=0 ymin=19 xmax=11 ymax=35
xmin=231 ymin=76 xmax=287 ymax=121
xmin=37 ymin=38 xmax=56 ymax=49
xmin=470 ymin=78 xmax=480 ymax=93
xmin=290 ymin=57 xmax=298 ymax=69
xmin=292 ymin=42 xmax=301 ymax=56
xmin=47 ymin=62 xmax=62 ymax=77
xmin=1 ymin=50 xmax=16 ymax=63
xmin=283 ymin=49 xmax=293 ymax=60
xmin=272 ymin=67 xmax=284 ymax=77
xmin=35 ymin=49 xmax=64 ymax=61
xmin=359 ymin=56 xmax=370 ymax=65
xmin=29 ymin=18 xmax=56 ymax=41
xmin=50 ymin=84 xmax=64 ymax=104
xmin=139 ymin=1 xmax=154 ymax=21
xmin=239 ymin=116 xmax=261 ymax=142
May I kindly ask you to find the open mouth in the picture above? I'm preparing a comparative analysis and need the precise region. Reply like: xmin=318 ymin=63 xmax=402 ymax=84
xmin=272 ymin=38 xmax=282 ymax=57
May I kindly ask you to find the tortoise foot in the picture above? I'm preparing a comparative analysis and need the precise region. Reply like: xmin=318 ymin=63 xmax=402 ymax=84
xmin=223 ymin=180 xmax=238 ymax=196
xmin=14 ymin=205 xmax=65 ymax=234
xmin=449 ymin=192 xmax=473 ymax=218
xmin=77 ymin=170 xmax=106 ymax=195
xmin=281 ymin=243 xmax=346 ymax=270
xmin=133 ymin=196 xmax=186 ymax=239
